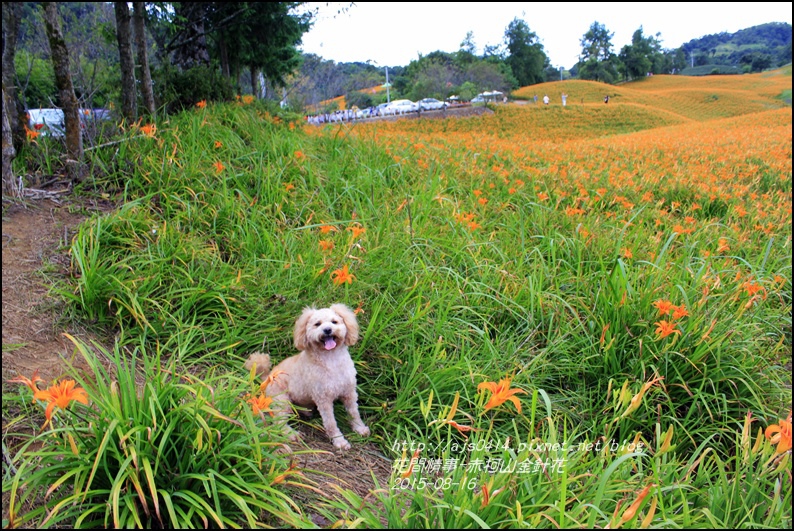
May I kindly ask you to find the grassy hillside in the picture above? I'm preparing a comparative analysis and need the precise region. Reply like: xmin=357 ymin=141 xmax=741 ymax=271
xmin=4 ymin=70 xmax=792 ymax=528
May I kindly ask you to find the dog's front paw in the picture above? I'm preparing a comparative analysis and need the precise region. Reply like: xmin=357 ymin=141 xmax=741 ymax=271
xmin=332 ymin=436 xmax=351 ymax=451
xmin=354 ymin=424 xmax=370 ymax=437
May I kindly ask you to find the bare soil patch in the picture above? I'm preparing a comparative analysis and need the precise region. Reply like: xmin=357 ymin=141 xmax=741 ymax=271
xmin=2 ymin=197 xmax=107 ymax=383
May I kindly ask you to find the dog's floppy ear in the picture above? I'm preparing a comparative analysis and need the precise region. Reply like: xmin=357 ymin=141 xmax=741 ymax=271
xmin=331 ymin=303 xmax=359 ymax=346
xmin=293 ymin=307 xmax=315 ymax=351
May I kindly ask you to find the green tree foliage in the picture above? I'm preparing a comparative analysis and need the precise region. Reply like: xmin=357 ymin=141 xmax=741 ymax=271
xmin=214 ymin=2 xmax=312 ymax=89
xmin=394 ymin=44 xmax=515 ymax=102
xmin=157 ymin=2 xmax=312 ymax=91
xmin=152 ymin=62 xmax=234 ymax=113
xmin=13 ymin=50 xmax=54 ymax=109
xmin=457 ymin=31 xmax=477 ymax=64
xmin=619 ymin=27 xmax=666 ymax=80
xmin=679 ymin=22 xmax=792 ymax=72
xmin=504 ymin=17 xmax=548 ymax=86
xmin=15 ymin=2 xmax=118 ymax=108
xmin=290 ymin=55 xmax=385 ymax=109
xmin=578 ymin=21 xmax=621 ymax=84
xmin=345 ymin=89 xmax=373 ymax=109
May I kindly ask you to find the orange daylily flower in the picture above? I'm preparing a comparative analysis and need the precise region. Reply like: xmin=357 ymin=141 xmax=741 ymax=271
xmin=652 ymin=299 xmax=675 ymax=316
xmin=742 ymin=280 xmax=767 ymax=299
xmin=620 ymin=484 xmax=654 ymax=525
xmin=446 ymin=420 xmax=479 ymax=434
xmin=271 ymin=462 xmax=301 ymax=485
xmin=400 ymin=449 xmax=421 ymax=478
xmin=318 ymin=240 xmax=335 ymax=252
xmin=671 ymin=304 xmax=689 ymax=320
xmin=765 ymin=412 xmax=792 ymax=455
xmin=140 ymin=123 xmax=156 ymax=137
xmin=480 ymin=483 xmax=491 ymax=507
xmin=331 ymin=264 xmax=355 ymax=285
xmin=241 ymin=95 xmax=254 ymax=104
xmin=654 ymin=320 xmax=680 ymax=339
xmin=294 ymin=150 xmax=305 ymax=159
xmin=195 ymin=100 xmax=207 ymax=109
xmin=8 ymin=370 xmax=45 ymax=395
xmin=33 ymin=379 xmax=89 ymax=428
xmin=247 ymin=393 xmax=274 ymax=416
xmin=213 ymin=161 xmax=225 ymax=173
xmin=478 ymin=377 xmax=526 ymax=413
xmin=214 ymin=140 xmax=223 ymax=148
xmin=25 ymin=127 xmax=40 ymax=141
xmin=258 ymin=369 xmax=287 ymax=393
xmin=347 ymin=226 xmax=366 ymax=239
xmin=319 ymin=224 xmax=338 ymax=234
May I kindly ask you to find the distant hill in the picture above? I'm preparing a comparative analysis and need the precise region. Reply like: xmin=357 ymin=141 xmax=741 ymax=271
xmin=679 ymin=22 xmax=791 ymax=73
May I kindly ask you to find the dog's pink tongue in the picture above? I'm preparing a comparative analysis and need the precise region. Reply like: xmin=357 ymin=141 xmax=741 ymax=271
xmin=324 ymin=338 xmax=337 ymax=350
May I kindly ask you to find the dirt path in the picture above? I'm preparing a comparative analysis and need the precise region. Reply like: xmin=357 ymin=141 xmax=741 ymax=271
xmin=1 ymin=198 xmax=104 ymax=383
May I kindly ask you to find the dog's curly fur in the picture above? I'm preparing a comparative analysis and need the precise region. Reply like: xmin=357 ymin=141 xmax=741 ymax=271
xmin=245 ymin=304 xmax=369 ymax=450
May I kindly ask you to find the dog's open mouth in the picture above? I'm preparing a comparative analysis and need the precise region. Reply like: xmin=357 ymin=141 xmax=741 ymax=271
xmin=321 ymin=335 xmax=337 ymax=350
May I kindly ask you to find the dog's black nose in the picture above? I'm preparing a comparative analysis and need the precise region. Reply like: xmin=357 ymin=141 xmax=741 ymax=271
xmin=323 ymin=327 xmax=333 ymax=335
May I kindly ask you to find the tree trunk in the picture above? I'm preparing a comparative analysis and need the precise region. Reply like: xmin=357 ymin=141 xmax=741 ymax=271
xmin=2 ymin=2 xmax=24 ymax=152
xmin=251 ymin=65 xmax=260 ymax=99
xmin=42 ymin=2 xmax=83 ymax=179
xmin=114 ymin=1 xmax=137 ymax=123
xmin=218 ymin=32 xmax=230 ymax=79
xmin=133 ymin=2 xmax=155 ymax=117
xmin=172 ymin=3 xmax=210 ymax=69
xmin=2 ymin=87 xmax=19 ymax=197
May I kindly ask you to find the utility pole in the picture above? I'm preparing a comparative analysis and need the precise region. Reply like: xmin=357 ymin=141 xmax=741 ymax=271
xmin=384 ymin=67 xmax=392 ymax=104
xmin=559 ymin=66 xmax=563 ymax=81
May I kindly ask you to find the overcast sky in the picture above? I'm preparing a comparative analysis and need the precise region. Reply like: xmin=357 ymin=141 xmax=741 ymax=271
xmin=298 ymin=2 xmax=793 ymax=69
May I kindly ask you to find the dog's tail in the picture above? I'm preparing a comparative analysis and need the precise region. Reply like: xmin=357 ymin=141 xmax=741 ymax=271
xmin=244 ymin=352 xmax=272 ymax=378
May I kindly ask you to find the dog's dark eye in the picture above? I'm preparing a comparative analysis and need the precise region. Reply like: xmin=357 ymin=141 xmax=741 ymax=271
xmin=332 ymin=320 xmax=338 ymax=324
xmin=314 ymin=322 xmax=321 ymax=327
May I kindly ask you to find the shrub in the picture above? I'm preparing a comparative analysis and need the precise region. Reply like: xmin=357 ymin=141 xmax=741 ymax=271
xmin=346 ymin=90 xmax=374 ymax=110
xmin=153 ymin=63 xmax=235 ymax=115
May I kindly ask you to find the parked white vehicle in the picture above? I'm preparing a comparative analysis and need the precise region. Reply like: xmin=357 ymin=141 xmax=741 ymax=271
xmin=26 ymin=107 xmax=111 ymax=137
xmin=376 ymin=102 xmax=391 ymax=116
xmin=384 ymin=99 xmax=418 ymax=115
xmin=417 ymin=98 xmax=446 ymax=111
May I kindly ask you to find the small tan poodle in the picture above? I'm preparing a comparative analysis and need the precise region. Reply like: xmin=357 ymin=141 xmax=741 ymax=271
xmin=245 ymin=303 xmax=370 ymax=450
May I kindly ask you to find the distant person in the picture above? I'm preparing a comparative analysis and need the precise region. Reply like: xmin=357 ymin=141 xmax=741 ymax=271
xmin=561 ymin=92 xmax=568 ymax=107
xmin=533 ymin=94 xmax=538 ymax=104
xmin=604 ymin=94 xmax=610 ymax=104
xmin=543 ymin=94 xmax=549 ymax=105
